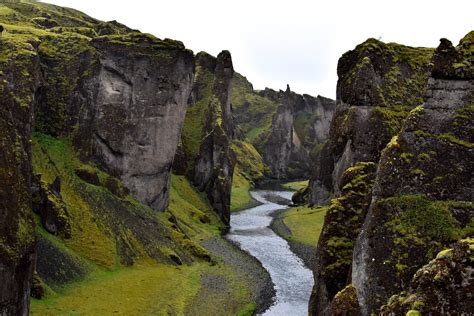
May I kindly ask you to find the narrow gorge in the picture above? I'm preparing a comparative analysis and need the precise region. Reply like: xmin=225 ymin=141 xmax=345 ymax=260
xmin=0 ymin=1 xmax=472 ymax=316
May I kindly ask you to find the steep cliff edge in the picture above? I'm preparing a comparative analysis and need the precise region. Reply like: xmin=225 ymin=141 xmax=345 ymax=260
xmin=352 ymin=34 xmax=473 ymax=314
xmin=309 ymin=39 xmax=433 ymax=204
xmin=177 ymin=51 xmax=235 ymax=224
xmin=0 ymin=24 xmax=39 ymax=314
xmin=309 ymin=32 xmax=473 ymax=315
xmin=232 ymin=74 xmax=335 ymax=180
xmin=0 ymin=1 xmax=260 ymax=314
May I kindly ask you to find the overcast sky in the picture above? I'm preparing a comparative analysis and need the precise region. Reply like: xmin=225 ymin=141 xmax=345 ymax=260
xmin=42 ymin=0 xmax=472 ymax=99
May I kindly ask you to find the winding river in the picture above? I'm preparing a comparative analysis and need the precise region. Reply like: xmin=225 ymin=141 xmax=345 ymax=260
xmin=226 ymin=191 xmax=314 ymax=315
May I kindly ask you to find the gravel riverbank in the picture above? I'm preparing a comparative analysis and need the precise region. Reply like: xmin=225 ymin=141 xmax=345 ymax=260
xmin=201 ymin=236 xmax=276 ymax=314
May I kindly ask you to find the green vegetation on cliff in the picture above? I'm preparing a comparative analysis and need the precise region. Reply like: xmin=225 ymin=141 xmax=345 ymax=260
xmin=231 ymin=140 xmax=265 ymax=212
xmin=30 ymin=133 xmax=257 ymax=314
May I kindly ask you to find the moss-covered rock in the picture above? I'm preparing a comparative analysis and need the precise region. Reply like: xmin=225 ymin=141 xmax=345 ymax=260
xmin=329 ymin=284 xmax=360 ymax=316
xmin=380 ymin=239 xmax=474 ymax=315
xmin=231 ymin=73 xmax=335 ymax=180
xmin=178 ymin=51 xmax=236 ymax=225
xmin=352 ymin=33 xmax=474 ymax=314
xmin=0 ymin=9 xmax=40 ymax=312
xmin=309 ymin=162 xmax=376 ymax=315
xmin=309 ymin=38 xmax=434 ymax=204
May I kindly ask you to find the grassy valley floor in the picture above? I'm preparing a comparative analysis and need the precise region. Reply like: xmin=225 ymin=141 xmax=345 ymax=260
xmin=271 ymin=181 xmax=327 ymax=269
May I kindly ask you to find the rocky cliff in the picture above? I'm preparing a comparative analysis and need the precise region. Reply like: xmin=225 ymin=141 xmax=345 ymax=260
xmin=177 ymin=51 xmax=235 ymax=225
xmin=309 ymin=39 xmax=434 ymax=204
xmin=232 ymin=75 xmax=335 ymax=180
xmin=309 ymin=32 xmax=474 ymax=315
xmin=0 ymin=21 xmax=39 ymax=314
xmin=0 ymin=1 xmax=219 ymax=313
xmin=352 ymin=34 xmax=473 ymax=314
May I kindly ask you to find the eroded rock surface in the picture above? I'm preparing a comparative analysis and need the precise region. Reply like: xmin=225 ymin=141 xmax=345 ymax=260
xmin=352 ymin=34 xmax=473 ymax=314
xmin=0 ymin=31 xmax=39 ymax=315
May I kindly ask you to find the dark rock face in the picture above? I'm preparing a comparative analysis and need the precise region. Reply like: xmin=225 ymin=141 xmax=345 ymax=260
xmin=0 ymin=34 xmax=39 ymax=315
xmin=352 ymin=36 xmax=473 ymax=314
xmin=329 ymin=284 xmax=360 ymax=316
xmin=32 ymin=175 xmax=71 ymax=238
xmin=309 ymin=162 xmax=376 ymax=315
xmin=193 ymin=51 xmax=235 ymax=225
xmin=309 ymin=39 xmax=434 ymax=204
xmin=231 ymin=74 xmax=335 ymax=180
xmin=79 ymin=35 xmax=194 ymax=211
xmin=380 ymin=239 xmax=474 ymax=315
xmin=261 ymin=87 xmax=335 ymax=179
xmin=33 ymin=32 xmax=194 ymax=212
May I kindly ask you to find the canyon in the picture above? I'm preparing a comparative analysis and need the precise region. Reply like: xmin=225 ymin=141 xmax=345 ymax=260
xmin=0 ymin=1 xmax=472 ymax=315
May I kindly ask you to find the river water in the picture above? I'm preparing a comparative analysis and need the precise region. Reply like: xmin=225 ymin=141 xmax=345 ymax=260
xmin=226 ymin=190 xmax=314 ymax=316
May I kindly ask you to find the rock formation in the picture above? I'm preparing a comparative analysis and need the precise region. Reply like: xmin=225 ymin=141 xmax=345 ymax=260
xmin=309 ymin=32 xmax=473 ymax=315
xmin=232 ymin=75 xmax=335 ymax=180
xmin=178 ymin=51 xmax=235 ymax=224
xmin=352 ymin=34 xmax=473 ymax=314
xmin=309 ymin=38 xmax=433 ymax=204
xmin=0 ymin=23 xmax=39 ymax=314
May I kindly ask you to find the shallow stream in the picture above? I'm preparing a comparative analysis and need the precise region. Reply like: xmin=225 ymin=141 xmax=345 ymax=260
xmin=226 ymin=191 xmax=313 ymax=315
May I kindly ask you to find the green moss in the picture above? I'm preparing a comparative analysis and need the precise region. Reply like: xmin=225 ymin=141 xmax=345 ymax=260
xmin=385 ymin=195 xmax=463 ymax=242
xmin=438 ymin=133 xmax=474 ymax=148
xmin=231 ymin=140 xmax=266 ymax=212
xmin=282 ymin=180 xmax=309 ymax=191
xmin=400 ymin=152 xmax=414 ymax=164
xmin=406 ymin=310 xmax=421 ymax=316
xmin=180 ymin=64 xmax=215 ymax=174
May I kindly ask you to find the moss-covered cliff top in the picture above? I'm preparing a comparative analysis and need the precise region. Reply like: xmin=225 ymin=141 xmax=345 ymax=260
xmin=0 ymin=0 xmax=192 ymax=61
xmin=337 ymin=38 xmax=435 ymax=108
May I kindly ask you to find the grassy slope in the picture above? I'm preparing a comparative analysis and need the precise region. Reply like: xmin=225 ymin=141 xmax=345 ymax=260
xmin=30 ymin=135 xmax=255 ymax=315
xmin=282 ymin=180 xmax=309 ymax=191
xmin=281 ymin=205 xmax=327 ymax=246
xmin=230 ymin=141 xmax=265 ymax=212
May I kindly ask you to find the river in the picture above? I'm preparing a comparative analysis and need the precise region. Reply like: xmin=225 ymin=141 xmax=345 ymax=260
xmin=226 ymin=190 xmax=314 ymax=316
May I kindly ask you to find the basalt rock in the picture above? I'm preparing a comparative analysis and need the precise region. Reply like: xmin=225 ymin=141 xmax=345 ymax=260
xmin=231 ymin=74 xmax=335 ymax=180
xmin=191 ymin=51 xmax=235 ymax=225
xmin=380 ymin=239 xmax=474 ymax=315
xmin=309 ymin=38 xmax=434 ymax=204
xmin=32 ymin=175 xmax=71 ymax=238
xmin=309 ymin=162 xmax=376 ymax=316
xmin=0 ymin=27 xmax=39 ymax=315
xmin=351 ymin=34 xmax=474 ymax=315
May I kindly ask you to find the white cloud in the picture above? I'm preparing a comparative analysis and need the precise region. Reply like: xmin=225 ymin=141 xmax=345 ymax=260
xmin=41 ymin=0 xmax=473 ymax=98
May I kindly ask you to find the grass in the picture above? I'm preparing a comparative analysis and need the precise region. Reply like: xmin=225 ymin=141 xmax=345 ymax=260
xmin=282 ymin=180 xmax=309 ymax=191
xmin=282 ymin=205 xmax=327 ymax=246
xmin=31 ymin=262 xmax=202 ymax=315
xmin=231 ymin=167 xmax=259 ymax=212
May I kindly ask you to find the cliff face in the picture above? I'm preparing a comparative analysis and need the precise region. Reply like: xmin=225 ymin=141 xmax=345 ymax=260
xmin=309 ymin=39 xmax=433 ymax=204
xmin=178 ymin=51 xmax=235 ymax=224
xmin=0 ymin=27 xmax=39 ymax=315
xmin=232 ymin=76 xmax=335 ymax=180
xmin=0 ymin=2 xmax=216 ymax=312
xmin=79 ymin=35 xmax=194 ymax=211
xmin=352 ymin=34 xmax=474 ymax=314
xmin=309 ymin=32 xmax=473 ymax=315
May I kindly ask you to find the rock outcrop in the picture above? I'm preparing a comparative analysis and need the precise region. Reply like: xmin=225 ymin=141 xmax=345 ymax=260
xmin=0 ymin=1 xmax=213 ymax=312
xmin=380 ymin=239 xmax=474 ymax=315
xmin=352 ymin=34 xmax=473 ymax=314
xmin=33 ymin=31 xmax=194 ymax=211
xmin=309 ymin=32 xmax=473 ymax=315
xmin=232 ymin=74 xmax=335 ymax=180
xmin=309 ymin=39 xmax=433 ymax=204
xmin=80 ymin=34 xmax=194 ymax=211
xmin=0 ymin=25 xmax=39 ymax=314
xmin=178 ymin=51 xmax=235 ymax=224
xmin=309 ymin=162 xmax=376 ymax=315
